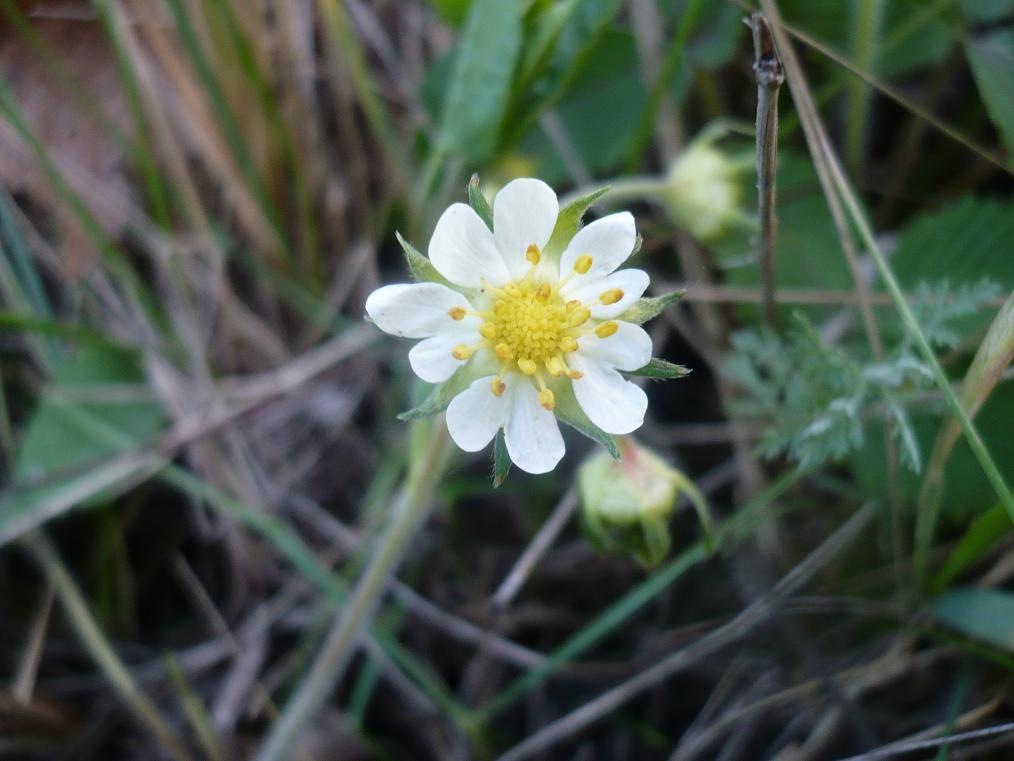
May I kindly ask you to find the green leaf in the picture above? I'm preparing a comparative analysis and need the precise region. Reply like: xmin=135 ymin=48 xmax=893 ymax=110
xmin=616 ymin=290 xmax=685 ymax=325
xmin=513 ymin=0 xmax=582 ymax=96
xmin=965 ymin=29 xmax=1014 ymax=157
xmin=625 ymin=358 xmax=691 ymax=380
xmin=396 ymin=231 xmax=450 ymax=286
xmin=467 ymin=174 xmax=494 ymax=230
xmin=551 ymin=378 xmax=620 ymax=459
xmin=438 ymin=0 xmax=523 ymax=162
xmin=545 ymin=185 xmax=609 ymax=255
xmin=933 ymin=503 xmax=1012 ymax=593
xmin=929 ymin=588 xmax=1014 ymax=652
xmin=15 ymin=344 xmax=164 ymax=489
xmin=492 ymin=430 xmax=511 ymax=487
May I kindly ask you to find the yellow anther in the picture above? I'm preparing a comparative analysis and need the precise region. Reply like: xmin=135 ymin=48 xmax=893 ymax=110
xmin=599 ymin=288 xmax=624 ymax=305
xmin=568 ymin=369 xmax=584 ymax=379
xmin=595 ymin=321 xmax=619 ymax=338
xmin=546 ymin=356 xmax=565 ymax=377
xmin=573 ymin=254 xmax=593 ymax=274
xmin=538 ymin=387 xmax=555 ymax=411
xmin=491 ymin=377 xmax=506 ymax=397
xmin=560 ymin=336 xmax=579 ymax=353
xmin=536 ymin=282 xmax=552 ymax=302
xmin=495 ymin=342 xmax=514 ymax=361
xmin=525 ymin=244 xmax=541 ymax=265
xmin=494 ymin=300 xmax=506 ymax=314
xmin=570 ymin=307 xmax=592 ymax=326
xmin=480 ymin=322 xmax=498 ymax=339
xmin=448 ymin=306 xmax=467 ymax=320
xmin=518 ymin=358 xmax=537 ymax=375
xmin=565 ymin=299 xmax=582 ymax=312
xmin=451 ymin=344 xmax=473 ymax=360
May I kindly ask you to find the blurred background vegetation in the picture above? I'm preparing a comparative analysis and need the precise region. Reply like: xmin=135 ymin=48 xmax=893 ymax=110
xmin=1 ymin=0 xmax=1014 ymax=759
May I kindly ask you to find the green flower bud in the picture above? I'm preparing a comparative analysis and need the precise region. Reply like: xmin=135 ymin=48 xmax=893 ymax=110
xmin=578 ymin=439 xmax=711 ymax=568
xmin=665 ymin=139 xmax=746 ymax=242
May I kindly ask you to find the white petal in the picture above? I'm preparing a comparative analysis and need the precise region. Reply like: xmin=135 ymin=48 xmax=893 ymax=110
xmin=560 ymin=268 xmax=649 ymax=319
xmin=574 ymin=320 xmax=652 ymax=371
xmin=493 ymin=179 xmax=559 ymax=280
xmin=567 ymin=356 xmax=648 ymax=435
xmin=365 ymin=283 xmax=480 ymax=338
xmin=504 ymin=379 xmax=565 ymax=474
xmin=446 ymin=376 xmax=508 ymax=452
xmin=408 ymin=330 xmax=474 ymax=383
xmin=559 ymin=212 xmax=637 ymax=282
xmin=429 ymin=203 xmax=512 ymax=288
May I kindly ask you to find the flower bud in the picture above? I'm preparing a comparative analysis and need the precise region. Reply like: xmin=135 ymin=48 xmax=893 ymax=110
xmin=665 ymin=139 xmax=745 ymax=243
xmin=577 ymin=439 xmax=711 ymax=568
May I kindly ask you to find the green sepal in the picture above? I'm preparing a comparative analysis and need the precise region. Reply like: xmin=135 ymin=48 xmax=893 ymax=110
xmin=625 ymin=358 xmax=692 ymax=380
xmin=617 ymin=290 xmax=685 ymax=325
xmin=396 ymin=231 xmax=451 ymax=286
xmin=550 ymin=377 xmax=620 ymax=460
xmin=397 ymin=353 xmax=497 ymax=421
xmin=545 ymin=186 xmax=609 ymax=256
xmin=468 ymin=174 xmax=494 ymax=230
xmin=580 ymin=509 xmax=671 ymax=569
xmin=492 ymin=429 xmax=511 ymax=487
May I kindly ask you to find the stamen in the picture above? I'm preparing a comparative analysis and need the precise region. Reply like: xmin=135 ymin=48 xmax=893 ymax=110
xmin=451 ymin=344 xmax=472 ymax=360
xmin=536 ymin=282 xmax=552 ymax=302
xmin=546 ymin=356 xmax=565 ymax=377
xmin=491 ymin=377 xmax=506 ymax=397
xmin=538 ymin=387 xmax=555 ymax=411
xmin=560 ymin=336 xmax=578 ymax=353
xmin=517 ymin=358 xmax=537 ymax=375
xmin=565 ymin=299 xmax=582 ymax=313
xmin=595 ymin=321 xmax=619 ymax=338
xmin=494 ymin=342 xmax=514 ymax=361
xmin=480 ymin=322 xmax=498 ymax=339
xmin=568 ymin=369 xmax=584 ymax=379
xmin=448 ymin=306 xmax=466 ymax=320
xmin=525 ymin=244 xmax=541 ymax=265
xmin=568 ymin=307 xmax=592 ymax=327
xmin=573 ymin=254 xmax=593 ymax=274
xmin=599 ymin=288 xmax=624 ymax=305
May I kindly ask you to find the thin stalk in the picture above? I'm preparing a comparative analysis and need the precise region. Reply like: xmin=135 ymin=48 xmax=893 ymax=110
xmin=844 ymin=0 xmax=884 ymax=175
xmin=749 ymin=12 xmax=784 ymax=328
xmin=22 ymin=531 xmax=192 ymax=761
xmin=255 ymin=424 xmax=452 ymax=761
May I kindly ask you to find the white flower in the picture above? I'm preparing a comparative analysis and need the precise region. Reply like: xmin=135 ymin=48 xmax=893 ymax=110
xmin=365 ymin=178 xmax=653 ymax=475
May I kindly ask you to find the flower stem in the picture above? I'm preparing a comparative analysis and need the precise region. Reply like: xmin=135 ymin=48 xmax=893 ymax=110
xmin=255 ymin=421 xmax=451 ymax=761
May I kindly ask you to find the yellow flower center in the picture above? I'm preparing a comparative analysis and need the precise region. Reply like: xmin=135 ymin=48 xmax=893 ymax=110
xmin=492 ymin=281 xmax=568 ymax=365
xmin=447 ymin=250 xmax=625 ymax=409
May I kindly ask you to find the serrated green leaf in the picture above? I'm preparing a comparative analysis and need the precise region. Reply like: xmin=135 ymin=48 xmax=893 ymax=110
xmin=438 ymin=0 xmax=523 ymax=161
xmin=616 ymin=290 xmax=685 ymax=325
xmin=625 ymin=358 xmax=691 ymax=380
xmin=929 ymin=587 xmax=1014 ymax=652
xmin=551 ymin=378 xmax=620 ymax=459
xmin=492 ymin=430 xmax=511 ymax=487
xmin=396 ymin=231 xmax=450 ymax=286
xmin=965 ymin=29 xmax=1014 ymax=157
xmin=545 ymin=186 xmax=609 ymax=255
xmin=468 ymin=174 xmax=493 ymax=230
xmin=398 ymin=375 xmax=468 ymax=422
